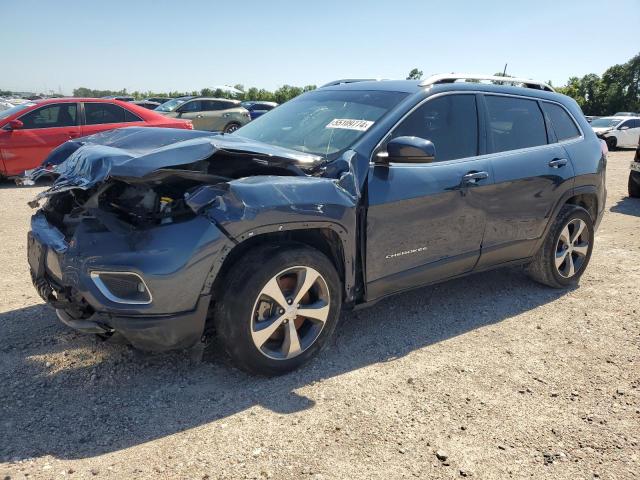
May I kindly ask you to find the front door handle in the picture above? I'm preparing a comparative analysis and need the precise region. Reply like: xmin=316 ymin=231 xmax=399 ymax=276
xmin=462 ymin=171 xmax=489 ymax=184
xmin=548 ymin=158 xmax=568 ymax=168
xmin=195 ymin=114 xmax=204 ymax=118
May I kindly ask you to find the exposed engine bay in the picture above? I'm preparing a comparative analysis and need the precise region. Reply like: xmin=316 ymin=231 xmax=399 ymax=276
xmin=28 ymin=127 xmax=351 ymax=239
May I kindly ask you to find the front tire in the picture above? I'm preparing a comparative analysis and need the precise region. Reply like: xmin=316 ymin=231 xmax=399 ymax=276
xmin=605 ymin=136 xmax=617 ymax=151
xmin=629 ymin=172 xmax=640 ymax=198
xmin=214 ymin=244 xmax=342 ymax=376
xmin=526 ymin=205 xmax=594 ymax=288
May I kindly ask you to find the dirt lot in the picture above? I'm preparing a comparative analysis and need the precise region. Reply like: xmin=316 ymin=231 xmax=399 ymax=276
xmin=1 ymin=150 xmax=638 ymax=480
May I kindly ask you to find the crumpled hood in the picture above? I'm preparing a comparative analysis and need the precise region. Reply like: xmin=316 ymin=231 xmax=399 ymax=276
xmin=31 ymin=127 xmax=323 ymax=195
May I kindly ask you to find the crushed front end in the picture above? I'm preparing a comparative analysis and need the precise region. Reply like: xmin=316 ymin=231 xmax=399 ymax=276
xmin=28 ymin=182 xmax=234 ymax=350
xmin=26 ymin=127 xmax=337 ymax=350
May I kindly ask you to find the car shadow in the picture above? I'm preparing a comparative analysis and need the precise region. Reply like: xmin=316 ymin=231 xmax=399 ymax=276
xmin=0 ymin=266 xmax=571 ymax=461
xmin=609 ymin=196 xmax=640 ymax=217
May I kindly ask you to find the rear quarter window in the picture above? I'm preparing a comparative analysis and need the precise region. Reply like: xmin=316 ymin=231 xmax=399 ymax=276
xmin=541 ymin=102 xmax=580 ymax=141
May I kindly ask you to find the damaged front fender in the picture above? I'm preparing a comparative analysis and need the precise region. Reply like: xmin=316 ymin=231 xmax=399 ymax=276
xmin=188 ymin=172 xmax=360 ymax=302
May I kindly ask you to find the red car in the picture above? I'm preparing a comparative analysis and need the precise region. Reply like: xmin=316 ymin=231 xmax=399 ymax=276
xmin=0 ymin=98 xmax=193 ymax=177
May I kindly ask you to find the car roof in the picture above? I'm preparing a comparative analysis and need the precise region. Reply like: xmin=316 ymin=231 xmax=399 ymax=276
xmin=189 ymin=97 xmax=241 ymax=103
xmin=321 ymin=79 xmax=571 ymax=102
xmin=243 ymin=100 xmax=278 ymax=105
xmin=31 ymin=97 xmax=133 ymax=104
xmin=322 ymin=80 xmax=422 ymax=93
xmin=599 ymin=116 xmax=639 ymax=120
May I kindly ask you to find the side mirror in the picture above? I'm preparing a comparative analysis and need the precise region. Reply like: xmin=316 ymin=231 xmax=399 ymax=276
xmin=619 ymin=125 xmax=630 ymax=130
xmin=7 ymin=119 xmax=24 ymax=130
xmin=376 ymin=136 xmax=435 ymax=165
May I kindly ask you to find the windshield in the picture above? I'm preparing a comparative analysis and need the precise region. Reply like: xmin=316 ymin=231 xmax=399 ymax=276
xmin=155 ymin=98 xmax=188 ymax=112
xmin=235 ymin=89 xmax=408 ymax=158
xmin=0 ymin=103 xmax=35 ymax=121
xmin=590 ymin=118 xmax=622 ymax=128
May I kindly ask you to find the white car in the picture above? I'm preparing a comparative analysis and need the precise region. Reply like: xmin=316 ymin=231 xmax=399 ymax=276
xmin=591 ymin=116 xmax=640 ymax=150
xmin=0 ymin=100 xmax=14 ymax=112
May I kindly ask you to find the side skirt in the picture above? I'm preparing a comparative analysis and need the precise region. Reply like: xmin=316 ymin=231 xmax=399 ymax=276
xmin=355 ymin=256 xmax=532 ymax=310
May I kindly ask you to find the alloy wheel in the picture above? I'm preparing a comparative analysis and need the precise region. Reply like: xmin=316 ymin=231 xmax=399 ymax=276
xmin=555 ymin=218 xmax=590 ymax=278
xmin=224 ymin=124 xmax=239 ymax=133
xmin=250 ymin=266 xmax=331 ymax=360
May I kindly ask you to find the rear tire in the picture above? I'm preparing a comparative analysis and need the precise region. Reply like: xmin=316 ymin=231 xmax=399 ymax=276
xmin=223 ymin=122 xmax=241 ymax=134
xmin=526 ymin=205 xmax=594 ymax=288
xmin=629 ymin=172 xmax=640 ymax=198
xmin=606 ymin=136 xmax=617 ymax=151
xmin=213 ymin=243 xmax=342 ymax=376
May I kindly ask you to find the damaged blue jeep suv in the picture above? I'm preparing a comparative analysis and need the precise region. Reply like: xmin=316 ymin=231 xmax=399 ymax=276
xmin=28 ymin=74 xmax=606 ymax=375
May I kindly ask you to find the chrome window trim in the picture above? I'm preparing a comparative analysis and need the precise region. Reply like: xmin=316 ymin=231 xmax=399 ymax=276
xmin=369 ymin=90 xmax=584 ymax=167
xmin=90 ymin=270 xmax=152 ymax=305
xmin=16 ymin=103 xmax=80 ymax=130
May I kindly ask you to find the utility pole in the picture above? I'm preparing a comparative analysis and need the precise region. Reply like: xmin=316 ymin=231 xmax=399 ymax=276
xmin=502 ymin=63 xmax=508 ymax=76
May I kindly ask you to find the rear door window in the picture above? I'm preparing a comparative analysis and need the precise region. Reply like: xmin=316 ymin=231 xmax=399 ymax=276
xmin=390 ymin=94 xmax=479 ymax=162
xmin=541 ymin=102 xmax=580 ymax=141
xmin=19 ymin=103 xmax=78 ymax=129
xmin=201 ymin=100 xmax=225 ymax=111
xmin=485 ymin=96 xmax=548 ymax=153
xmin=179 ymin=100 xmax=203 ymax=113
xmin=84 ymin=103 xmax=141 ymax=125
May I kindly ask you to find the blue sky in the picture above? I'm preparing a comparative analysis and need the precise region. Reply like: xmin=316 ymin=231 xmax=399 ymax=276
xmin=3 ymin=0 xmax=639 ymax=94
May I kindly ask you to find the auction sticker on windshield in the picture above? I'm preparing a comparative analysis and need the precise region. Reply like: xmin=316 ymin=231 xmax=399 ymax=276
xmin=326 ymin=119 xmax=374 ymax=131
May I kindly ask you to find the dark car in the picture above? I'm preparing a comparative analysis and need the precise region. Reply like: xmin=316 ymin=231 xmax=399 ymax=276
xmin=629 ymin=139 xmax=640 ymax=197
xmin=241 ymin=101 xmax=278 ymax=120
xmin=144 ymin=97 xmax=172 ymax=105
xmin=132 ymin=100 xmax=161 ymax=110
xmin=27 ymin=74 xmax=606 ymax=375
xmin=101 ymin=96 xmax=135 ymax=102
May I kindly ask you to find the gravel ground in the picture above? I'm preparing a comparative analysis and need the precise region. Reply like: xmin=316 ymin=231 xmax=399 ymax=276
xmin=1 ymin=150 xmax=639 ymax=480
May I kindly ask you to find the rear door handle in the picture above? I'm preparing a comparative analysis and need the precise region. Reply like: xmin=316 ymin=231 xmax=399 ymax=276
xmin=548 ymin=158 xmax=568 ymax=168
xmin=462 ymin=171 xmax=489 ymax=184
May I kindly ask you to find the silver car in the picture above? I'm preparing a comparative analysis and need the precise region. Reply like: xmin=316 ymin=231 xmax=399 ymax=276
xmin=156 ymin=97 xmax=251 ymax=133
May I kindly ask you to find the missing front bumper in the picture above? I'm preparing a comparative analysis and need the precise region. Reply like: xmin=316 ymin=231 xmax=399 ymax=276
xmin=54 ymin=294 xmax=211 ymax=351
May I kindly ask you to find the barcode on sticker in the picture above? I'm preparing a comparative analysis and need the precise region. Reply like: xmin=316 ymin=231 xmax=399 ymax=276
xmin=325 ymin=119 xmax=374 ymax=131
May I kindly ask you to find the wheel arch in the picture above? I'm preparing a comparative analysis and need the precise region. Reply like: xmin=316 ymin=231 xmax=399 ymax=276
xmin=564 ymin=190 xmax=598 ymax=222
xmin=534 ymin=185 xmax=599 ymax=253
xmin=207 ymin=222 xmax=357 ymax=307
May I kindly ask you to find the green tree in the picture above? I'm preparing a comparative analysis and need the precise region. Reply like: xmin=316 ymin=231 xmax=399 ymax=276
xmin=557 ymin=52 xmax=640 ymax=115
xmin=406 ymin=68 xmax=423 ymax=80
